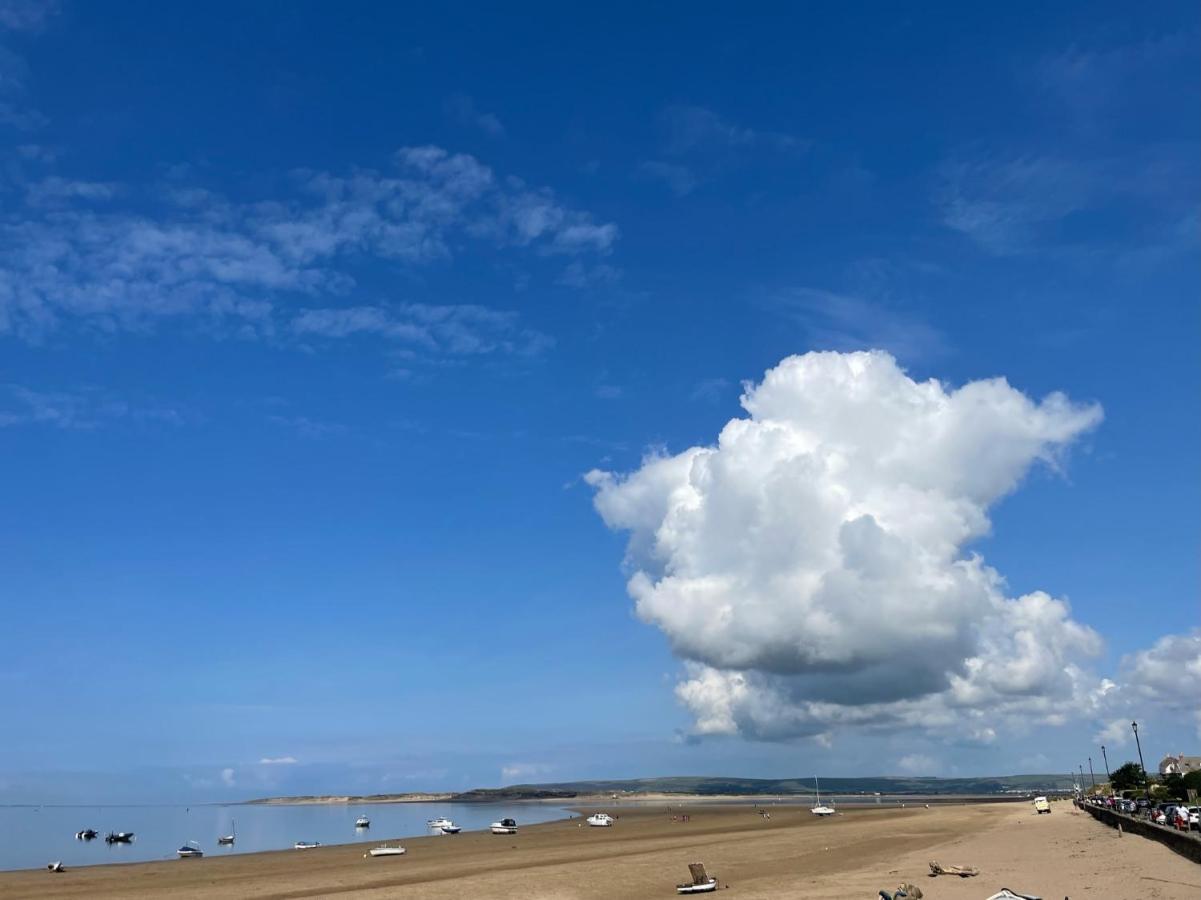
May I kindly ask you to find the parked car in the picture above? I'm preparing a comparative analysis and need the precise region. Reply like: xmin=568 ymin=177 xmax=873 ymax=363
xmin=1187 ymin=806 xmax=1200 ymax=830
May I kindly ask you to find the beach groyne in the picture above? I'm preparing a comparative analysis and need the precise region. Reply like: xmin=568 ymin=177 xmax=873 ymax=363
xmin=1078 ymin=802 xmax=1201 ymax=865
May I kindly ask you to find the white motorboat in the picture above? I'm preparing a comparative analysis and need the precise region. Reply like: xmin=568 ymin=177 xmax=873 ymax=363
xmin=427 ymin=816 xmax=454 ymax=830
xmin=490 ymin=817 xmax=518 ymax=835
xmin=365 ymin=841 xmax=408 ymax=855
xmin=586 ymin=813 xmax=614 ymax=827
xmin=811 ymin=777 xmax=835 ymax=816
xmin=294 ymin=841 xmax=321 ymax=850
xmin=177 ymin=841 xmax=204 ymax=858
xmin=440 ymin=823 xmax=461 ymax=834
xmin=355 ymin=815 xmax=370 ymax=828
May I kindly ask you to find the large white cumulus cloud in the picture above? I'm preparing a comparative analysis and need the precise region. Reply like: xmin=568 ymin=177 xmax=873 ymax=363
xmin=587 ymin=350 xmax=1107 ymax=740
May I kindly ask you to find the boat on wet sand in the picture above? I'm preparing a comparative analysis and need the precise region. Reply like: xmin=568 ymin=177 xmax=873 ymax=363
xmin=294 ymin=841 xmax=321 ymax=850
xmin=367 ymin=844 xmax=406 ymax=857
xmin=587 ymin=813 xmax=614 ymax=827
xmin=677 ymin=862 xmax=718 ymax=894
xmin=490 ymin=818 xmax=518 ymax=835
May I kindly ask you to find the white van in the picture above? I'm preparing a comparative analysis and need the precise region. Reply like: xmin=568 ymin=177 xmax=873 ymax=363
xmin=1033 ymin=796 xmax=1051 ymax=814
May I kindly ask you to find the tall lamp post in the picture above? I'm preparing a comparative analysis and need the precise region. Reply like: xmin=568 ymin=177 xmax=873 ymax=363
xmin=1088 ymin=757 xmax=1096 ymax=791
xmin=1131 ymin=721 xmax=1149 ymax=801
xmin=1101 ymin=744 xmax=1111 ymax=786
xmin=1079 ymin=764 xmax=1086 ymax=796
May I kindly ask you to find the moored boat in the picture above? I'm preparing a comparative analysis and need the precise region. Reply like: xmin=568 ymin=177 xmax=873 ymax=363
xmin=810 ymin=777 xmax=835 ymax=816
xmin=368 ymin=844 xmax=406 ymax=857
xmin=105 ymin=831 xmax=134 ymax=844
xmin=427 ymin=816 xmax=453 ymax=830
xmin=75 ymin=829 xmax=97 ymax=840
xmin=439 ymin=823 xmax=461 ymax=834
xmin=177 ymin=841 xmax=204 ymax=858
xmin=355 ymin=815 xmax=370 ymax=827
xmin=294 ymin=840 xmax=321 ymax=850
xmin=586 ymin=813 xmax=614 ymax=827
xmin=490 ymin=817 xmax=518 ymax=835
xmin=677 ymin=862 xmax=718 ymax=894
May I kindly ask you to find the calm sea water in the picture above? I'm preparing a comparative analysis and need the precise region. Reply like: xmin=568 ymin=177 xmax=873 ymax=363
xmin=0 ymin=802 xmax=574 ymax=872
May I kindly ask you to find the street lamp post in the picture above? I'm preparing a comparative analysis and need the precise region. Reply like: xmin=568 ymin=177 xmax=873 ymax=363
xmin=1079 ymin=764 xmax=1086 ymax=796
xmin=1101 ymin=744 xmax=1111 ymax=785
xmin=1131 ymin=721 xmax=1149 ymax=801
xmin=1088 ymin=757 xmax=1096 ymax=791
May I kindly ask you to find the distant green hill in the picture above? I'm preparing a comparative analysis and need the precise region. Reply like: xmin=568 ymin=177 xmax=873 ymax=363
xmin=455 ymin=773 xmax=1075 ymax=800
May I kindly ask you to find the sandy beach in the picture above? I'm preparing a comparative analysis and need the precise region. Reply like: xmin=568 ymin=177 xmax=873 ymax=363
xmin=2 ymin=801 xmax=1196 ymax=899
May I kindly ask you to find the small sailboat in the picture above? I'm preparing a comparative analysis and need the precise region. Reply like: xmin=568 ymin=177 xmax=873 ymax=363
xmin=367 ymin=844 xmax=406 ymax=857
xmin=177 ymin=841 xmax=204 ymax=858
xmin=355 ymin=815 xmax=370 ymax=828
xmin=677 ymin=862 xmax=718 ymax=894
xmin=217 ymin=820 xmax=235 ymax=845
xmin=586 ymin=813 xmax=614 ymax=827
xmin=293 ymin=840 xmax=321 ymax=850
xmin=811 ymin=777 xmax=835 ymax=816
xmin=105 ymin=831 xmax=134 ymax=844
xmin=490 ymin=817 xmax=518 ymax=835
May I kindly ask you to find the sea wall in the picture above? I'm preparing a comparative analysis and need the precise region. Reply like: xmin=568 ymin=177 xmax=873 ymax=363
xmin=1078 ymin=802 xmax=1201 ymax=865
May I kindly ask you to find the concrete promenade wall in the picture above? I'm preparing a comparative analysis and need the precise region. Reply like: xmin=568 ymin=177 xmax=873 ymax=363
xmin=1078 ymin=801 xmax=1201 ymax=865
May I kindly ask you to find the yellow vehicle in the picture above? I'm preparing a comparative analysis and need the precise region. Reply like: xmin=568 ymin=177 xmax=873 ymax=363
xmin=1033 ymin=796 xmax=1051 ymax=814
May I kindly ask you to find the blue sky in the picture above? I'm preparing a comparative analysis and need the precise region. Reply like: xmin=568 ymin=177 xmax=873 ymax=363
xmin=0 ymin=1 xmax=1197 ymax=802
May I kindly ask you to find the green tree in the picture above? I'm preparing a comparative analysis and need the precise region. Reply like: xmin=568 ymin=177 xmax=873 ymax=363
xmin=1160 ymin=772 xmax=1187 ymax=800
xmin=1182 ymin=770 xmax=1201 ymax=797
xmin=1109 ymin=761 xmax=1146 ymax=792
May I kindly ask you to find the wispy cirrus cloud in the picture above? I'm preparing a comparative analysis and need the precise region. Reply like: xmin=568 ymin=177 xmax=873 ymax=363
xmin=661 ymin=104 xmax=806 ymax=155
xmin=0 ymin=384 xmax=187 ymax=429
xmin=767 ymin=287 xmax=946 ymax=362
xmin=0 ymin=0 xmax=59 ymax=33
xmin=258 ymin=756 xmax=299 ymax=765
xmin=445 ymin=93 xmax=505 ymax=138
xmin=290 ymin=302 xmax=553 ymax=358
xmin=0 ymin=145 xmax=613 ymax=370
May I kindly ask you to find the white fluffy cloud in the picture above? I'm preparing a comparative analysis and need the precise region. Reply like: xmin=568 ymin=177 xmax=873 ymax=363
xmin=588 ymin=350 xmax=1107 ymax=741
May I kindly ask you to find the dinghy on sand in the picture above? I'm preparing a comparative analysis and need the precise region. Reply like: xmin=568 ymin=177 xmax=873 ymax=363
xmin=677 ymin=862 xmax=718 ymax=894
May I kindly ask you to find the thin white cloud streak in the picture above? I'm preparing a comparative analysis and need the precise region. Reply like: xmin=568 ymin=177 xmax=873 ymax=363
xmin=258 ymin=756 xmax=299 ymax=765
xmin=0 ymin=384 xmax=186 ymax=429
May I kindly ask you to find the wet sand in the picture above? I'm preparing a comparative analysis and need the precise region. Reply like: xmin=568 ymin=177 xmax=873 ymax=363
xmin=2 ymin=800 xmax=1197 ymax=899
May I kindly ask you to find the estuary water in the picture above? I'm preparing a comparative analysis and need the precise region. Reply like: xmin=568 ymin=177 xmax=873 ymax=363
xmin=0 ymin=801 xmax=574 ymax=871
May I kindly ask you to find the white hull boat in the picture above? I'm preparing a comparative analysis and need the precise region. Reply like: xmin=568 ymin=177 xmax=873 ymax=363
xmin=811 ymin=777 xmax=835 ymax=816
xmin=294 ymin=841 xmax=321 ymax=850
xmin=586 ymin=813 xmax=614 ymax=827
xmin=677 ymin=878 xmax=717 ymax=894
xmin=355 ymin=816 xmax=370 ymax=828
xmin=440 ymin=824 xmax=461 ymax=834
xmin=177 ymin=842 xmax=204 ymax=858
xmin=427 ymin=816 xmax=454 ymax=831
xmin=368 ymin=845 xmax=406 ymax=857
xmin=490 ymin=818 xmax=518 ymax=835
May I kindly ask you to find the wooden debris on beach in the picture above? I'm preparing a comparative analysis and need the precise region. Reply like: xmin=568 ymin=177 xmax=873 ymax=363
xmin=929 ymin=859 xmax=979 ymax=877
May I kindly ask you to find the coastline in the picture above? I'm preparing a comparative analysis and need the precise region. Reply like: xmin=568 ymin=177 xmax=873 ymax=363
xmin=4 ymin=799 xmax=1196 ymax=899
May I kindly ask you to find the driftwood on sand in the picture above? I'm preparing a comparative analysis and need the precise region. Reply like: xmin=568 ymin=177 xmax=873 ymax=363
xmin=929 ymin=860 xmax=979 ymax=877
